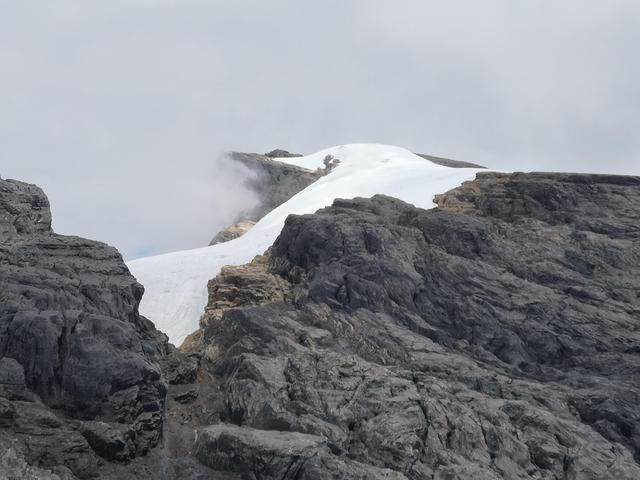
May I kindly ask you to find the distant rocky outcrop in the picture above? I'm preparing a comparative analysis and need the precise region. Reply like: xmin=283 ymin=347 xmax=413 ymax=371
xmin=209 ymin=150 xmax=328 ymax=245
xmin=415 ymin=152 xmax=486 ymax=169
xmin=210 ymin=150 xmax=480 ymax=246
xmin=209 ymin=220 xmax=256 ymax=245
xmin=210 ymin=150 xmax=478 ymax=247
xmin=0 ymin=178 xmax=169 ymax=478
xmin=264 ymin=149 xmax=303 ymax=159
xmin=172 ymin=171 xmax=640 ymax=479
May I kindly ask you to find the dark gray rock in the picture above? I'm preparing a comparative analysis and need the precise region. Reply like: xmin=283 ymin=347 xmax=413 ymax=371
xmin=172 ymin=385 xmax=200 ymax=404
xmin=0 ymin=178 xmax=168 ymax=477
xmin=0 ymin=444 xmax=79 ymax=480
xmin=9 ymin=401 xmax=97 ymax=477
xmin=5 ymin=170 xmax=640 ymax=479
xmin=163 ymin=350 xmax=199 ymax=385
xmin=230 ymin=150 xmax=321 ymax=218
xmin=209 ymin=152 xmax=323 ymax=244
xmin=79 ymin=421 xmax=132 ymax=462
xmin=0 ymin=357 xmax=33 ymax=402
xmin=194 ymin=424 xmax=327 ymax=475
xmin=187 ymin=172 xmax=640 ymax=479
xmin=264 ymin=149 xmax=303 ymax=158
xmin=0 ymin=177 xmax=52 ymax=236
xmin=194 ymin=424 xmax=406 ymax=480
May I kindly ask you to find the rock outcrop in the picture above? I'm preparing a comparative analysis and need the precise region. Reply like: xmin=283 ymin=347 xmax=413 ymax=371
xmin=180 ymin=171 xmax=640 ymax=479
xmin=210 ymin=150 xmax=320 ymax=244
xmin=4 ymin=170 xmax=640 ymax=479
xmin=210 ymin=220 xmax=256 ymax=245
xmin=209 ymin=150 xmax=326 ymax=245
xmin=0 ymin=178 xmax=169 ymax=478
xmin=415 ymin=152 xmax=485 ymax=169
xmin=209 ymin=150 xmax=478 ymax=246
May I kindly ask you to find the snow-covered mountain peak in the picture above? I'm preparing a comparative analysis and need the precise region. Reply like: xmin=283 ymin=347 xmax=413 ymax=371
xmin=127 ymin=144 xmax=487 ymax=345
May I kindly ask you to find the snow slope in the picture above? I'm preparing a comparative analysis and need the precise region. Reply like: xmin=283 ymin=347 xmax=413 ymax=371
xmin=127 ymin=144 xmax=488 ymax=345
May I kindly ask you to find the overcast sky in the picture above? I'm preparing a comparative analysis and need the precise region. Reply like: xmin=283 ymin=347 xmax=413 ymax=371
xmin=1 ymin=1 xmax=639 ymax=259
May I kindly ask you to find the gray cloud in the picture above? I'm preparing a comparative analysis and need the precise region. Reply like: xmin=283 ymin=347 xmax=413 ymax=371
xmin=1 ymin=0 xmax=639 ymax=258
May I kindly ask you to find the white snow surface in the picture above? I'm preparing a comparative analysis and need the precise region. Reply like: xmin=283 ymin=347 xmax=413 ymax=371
xmin=127 ymin=144 xmax=487 ymax=346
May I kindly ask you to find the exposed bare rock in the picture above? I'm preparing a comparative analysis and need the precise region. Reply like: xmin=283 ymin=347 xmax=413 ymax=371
xmin=0 ymin=445 xmax=78 ymax=480
xmin=194 ymin=424 xmax=327 ymax=474
xmin=180 ymin=253 xmax=290 ymax=353
xmin=415 ymin=152 xmax=486 ymax=169
xmin=164 ymin=351 xmax=199 ymax=385
xmin=79 ymin=421 xmax=132 ymax=462
xmin=223 ymin=151 xmax=321 ymax=223
xmin=0 ymin=177 xmax=52 ymax=236
xmin=194 ymin=424 xmax=407 ymax=480
xmin=210 ymin=220 xmax=256 ymax=245
xmin=264 ymin=149 xmax=303 ymax=158
xmin=5 ymin=169 xmax=640 ymax=479
xmin=201 ymin=254 xmax=290 ymax=329
xmin=0 ymin=178 xmax=168 ymax=478
xmin=210 ymin=150 xmax=472 ymax=246
xmin=184 ymin=172 xmax=640 ymax=479
xmin=209 ymin=151 xmax=323 ymax=245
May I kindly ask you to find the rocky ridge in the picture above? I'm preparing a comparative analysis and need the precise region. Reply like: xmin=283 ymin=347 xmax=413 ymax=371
xmin=209 ymin=150 xmax=324 ymax=245
xmin=169 ymin=171 xmax=640 ymax=479
xmin=210 ymin=149 xmax=481 ymax=246
xmin=0 ymin=177 xmax=169 ymax=478
xmin=415 ymin=153 xmax=485 ymax=169
xmin=2 ymin=169 xmax=640 ymax=479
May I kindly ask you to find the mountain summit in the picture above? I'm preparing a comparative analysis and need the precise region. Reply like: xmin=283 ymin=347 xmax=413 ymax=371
xmin=127 ymin=144 xmax=486 ymax=345
xmin=1 ymin=145 xmax=639 ymax=479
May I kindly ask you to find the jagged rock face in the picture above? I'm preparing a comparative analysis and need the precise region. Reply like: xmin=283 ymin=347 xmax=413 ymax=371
xmin=188 ymin=172 xmax=640 ymax=479
xmin=0 ymin=178 xmax=52 ymax=236
xmin=202 ymin=254 xmax=289 ymax=328
xmin=229 ymin=150 xmax=321 ymax=221
xmin=210 ymin=150 xmax=477 ymax=246
xmin=209 ymin=151 xmax=322 ymax=244
xmin=4 ymin=171 xmax=640 ymax=479
xmin=0 ymin=178 xmax=168 ymax=478
xmin=264 ymin=149 xmax=303 ymax=159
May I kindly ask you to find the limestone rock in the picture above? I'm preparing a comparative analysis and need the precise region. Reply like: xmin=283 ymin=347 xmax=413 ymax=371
xmin=210 ymin=220 xmax=256 ymax=245
xmin=209 ymin=151 xmax=322 ymax=244
xmin=194 ymin=424 xmax=327 ymax=474
xmin=194 ymin=424 xmax=406 ymax=480
xmin=0 ymin=178 xmax=52 ymax=236
xmin=200 ymin=253 xmax=290 ymax=330
xmin=0 ymin=178 xmax=168 ymax=477
xmin=79 ymin=421 xmax=132 ymax=462
xmin=264 ymin=149 xmax=303 ymax=158
xmin=189 ymin=172 xmax=640 ymax=479
xmin=5 ymin=170 xmax=640 ymax=479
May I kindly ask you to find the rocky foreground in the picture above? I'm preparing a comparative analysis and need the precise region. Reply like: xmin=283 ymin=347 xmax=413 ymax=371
xmin=1 ymin=171 xmax=640 ymax=479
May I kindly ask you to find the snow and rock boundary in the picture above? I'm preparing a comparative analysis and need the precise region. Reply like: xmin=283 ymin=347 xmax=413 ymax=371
xmin=127 ymin=144 xmax=486 ymax=346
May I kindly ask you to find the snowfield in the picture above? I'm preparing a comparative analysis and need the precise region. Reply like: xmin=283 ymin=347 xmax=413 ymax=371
xmin=127 ymin=144 xmax=487 ymax=345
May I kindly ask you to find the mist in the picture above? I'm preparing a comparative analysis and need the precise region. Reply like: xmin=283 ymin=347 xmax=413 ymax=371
xmin=20 ymin=152 xmax=259 ymax=260
xmin=1 ymin=1 xmax=639 ymax=258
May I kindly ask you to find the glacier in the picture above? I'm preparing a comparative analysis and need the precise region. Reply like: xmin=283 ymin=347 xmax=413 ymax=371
xmin=127 ymin=144 xmax=488 ymax=345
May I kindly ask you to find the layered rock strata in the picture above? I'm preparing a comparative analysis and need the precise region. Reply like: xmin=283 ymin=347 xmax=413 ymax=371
xmin=3 ymin=170 xmax=640 ymax=479
xmin=0 ymin=178 xmax=169 ymax=478
xmin=209 ymin=151 xmax=322 ymax=245
xmin=180 ymin=171 xmax=640 ymax=479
